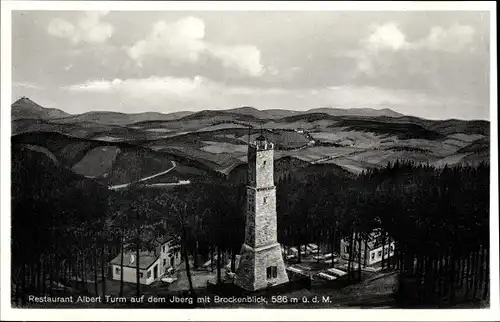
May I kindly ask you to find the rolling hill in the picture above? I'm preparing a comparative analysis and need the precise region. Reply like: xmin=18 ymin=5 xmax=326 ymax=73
xmin=11 ymin=97 xmax=194 ymax=125
xmin=11 ymin=97 xmax=70 ymax=120
xmin=307 ymin=107 xmax=403 ymax=118
xmin=221 ymin=106 xmax=403 ymax=119
xmin=10 ymin=97 xmax=490 ymax=176
xmin=51 ymin=111 xmax=194 ymax=126
xmin=11 ymin=132 xmax=197 ymax=185
xmin=458 ymin=137 xmax=489 ymax=154
xmin=224 ymin=106 xmax=275 ymax=119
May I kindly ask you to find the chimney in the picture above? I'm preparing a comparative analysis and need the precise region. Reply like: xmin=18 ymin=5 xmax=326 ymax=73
xmin=130 ymin=254 xmax=135 ymax=264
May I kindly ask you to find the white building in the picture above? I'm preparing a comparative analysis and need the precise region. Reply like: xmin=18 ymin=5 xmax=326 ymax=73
xmin=109 ymin=235 xmax=182 ymax=285
xmin=340 ymin=228 xmax=395 ymax=267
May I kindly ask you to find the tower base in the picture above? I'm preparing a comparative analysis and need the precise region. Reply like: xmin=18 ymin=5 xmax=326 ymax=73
xmin=234 ymin=242 xmax=289 ymax=291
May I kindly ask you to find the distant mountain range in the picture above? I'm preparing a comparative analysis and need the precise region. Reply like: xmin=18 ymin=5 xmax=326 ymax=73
xmin=11 ymin=97 xmax=403 ymax=125
xmin=12 ymin=97 xmax=70 ymax=120
xmin=12 ymin=97 xmax=193 ymax=125
xmin=10 ymin=97 xmax=490 ymax=180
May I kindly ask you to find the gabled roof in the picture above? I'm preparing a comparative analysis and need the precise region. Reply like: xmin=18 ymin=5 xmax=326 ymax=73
xmin=366 ymin=229 xmax=392 ymax=250
xmin=110 ymin=251 xmax=160 ymax=270
xmin=154 ymin=234 xmax=178 ymax=246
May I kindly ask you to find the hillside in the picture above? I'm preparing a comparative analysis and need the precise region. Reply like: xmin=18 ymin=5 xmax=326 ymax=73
xmin=11 ymin=97 xmax=194 ymax=125
xmin=10 ymin=98 xmax=490 ymax=175
xmin=51 ymin=111 xmax=194 ymax=126
xmin=11 ymin=132 xmax=212 ymax=186
xmin=307 ymin=107 xmax=403 ymax=118
xmin=332 ymin=119 xmax=445 ymax=140
xmin=222 ymin=106 xmax=403 ymax=119
xmin=11 ymin=97 xmax=70 ymax=120
xmin=12 ymin=118 xmax=168 ymax=141
xmin=227 ymin=155 xmax=353 ymax=184
xmin=224 ymin=106 xmax=273 ymax=119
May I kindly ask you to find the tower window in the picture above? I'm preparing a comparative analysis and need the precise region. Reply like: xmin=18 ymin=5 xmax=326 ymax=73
xmin=263 ymin=197 xmax=268 ymax=204
xmin=263 ymin=160 xmax=267 ymax=165
xmin=248 ymin=194 xmax=254 ymax=212
xmin=266 ymin=266 xmax=278 ymax=279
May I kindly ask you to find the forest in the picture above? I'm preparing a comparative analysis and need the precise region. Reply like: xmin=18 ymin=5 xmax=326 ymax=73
xmin=11 ymin=143 xmax=490 ymax=307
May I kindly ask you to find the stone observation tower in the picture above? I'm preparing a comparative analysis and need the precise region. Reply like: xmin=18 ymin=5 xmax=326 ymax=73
xmin=234 ymin=134 xmax=289 ymax=291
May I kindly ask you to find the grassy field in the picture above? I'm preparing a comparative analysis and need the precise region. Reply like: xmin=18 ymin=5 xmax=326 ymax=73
xmin=161 ymin=146 xmax=242 ymax=171
xmin=458 ymin=137 xmax=489 ymax=153
xmin=13 ymin=123 xmax=490 ymax=178
xmin=200 ymin=141 xmax=248 ymax=154
xmin=145 ymin=128 xmax=174 ymax=133
xmin=460 ymin=150 xmax=489 ymax=166
xmin=71 ymin=146 xmax=121 ymax=178
xmin=11 ymin=106 xmax=491 ymax=177
xmin=106 ymin=148 xmax=175 ymax=185
xmin=197 ymin=122 xmax=250 ymax=132
xmin=241 ymin=130 xmax=310 ymax=149
xmin=285 ymin=146 xmax=360 ymax=163
xmin=310 ymin=130 xmax=396 ymax=148
xmin=264 ymin=119 xmax=337 ymax=131
xmin=432 ymin=153 xmax=474 ymax=167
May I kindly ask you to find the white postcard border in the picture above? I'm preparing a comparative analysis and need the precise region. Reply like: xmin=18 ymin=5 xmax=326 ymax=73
xmin=1 ymin=1 xmax=498 ymax=321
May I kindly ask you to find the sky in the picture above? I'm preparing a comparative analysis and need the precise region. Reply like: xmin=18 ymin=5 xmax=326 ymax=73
xmin=12 ymin=10 xmax=491 ymax=120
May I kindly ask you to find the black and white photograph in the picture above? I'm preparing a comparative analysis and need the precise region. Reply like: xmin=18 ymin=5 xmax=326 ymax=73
xmin=1 ymin=1 xmax=498 ymax=321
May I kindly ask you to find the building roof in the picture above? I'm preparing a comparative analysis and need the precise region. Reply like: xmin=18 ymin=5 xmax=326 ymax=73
xmin=109 ymin=251 xmax=160 ymax=270
xmin=256 ymin=135 xmax=266 ymax=141
xmin=366 ymin=229 xmax=392 ymax=250
xmin=342 ymin=228 xmax=392 ymax=250
xmin=154 ymin=234 xmax=177 ymax=246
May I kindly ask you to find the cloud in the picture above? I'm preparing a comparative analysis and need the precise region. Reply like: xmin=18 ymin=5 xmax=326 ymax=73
xmin=206 ymin=44 xmax=263 ymax=77
xmin=47 ymin=18 xmax=75 ymax=39
xmin=62 ymin=76 xmax=422 ymax=103
xmin=47 ymin=11 xmax=115 ymax=45
xmin=265 ymin=66 xmax=302 ymax=81
xmin=349 ymin=23 xmax=409 ymax=76
xmin=352 ymin=23 xmax=479 ymax=78
xmin=127 ymin=16 xmax=264 ymax=77
xmin=64 ymin=76 xmax=219 ymax=106
xmin=364 ymin=23 xmax=408 ymax=51
xmin=415 ymin=24 xmax=476 ymax=53
xmin=13 ymin=81 xmax=42 ymax=90
xmin=362 ymin=22 xmax=476 ymax=54
xmin=62 ymin=75 xmax=449 ymax=115
xmin=63 ymin=75 xmax=279 ymax=101
xmin=127 ymin=17 xmax=205 ymax=65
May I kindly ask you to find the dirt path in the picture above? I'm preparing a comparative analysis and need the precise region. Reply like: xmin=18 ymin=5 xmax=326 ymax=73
xmin=108 ymin=161 xmax=179 ymax=190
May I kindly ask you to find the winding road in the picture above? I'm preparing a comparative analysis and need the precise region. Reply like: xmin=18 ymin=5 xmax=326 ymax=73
xmin=108 ymin=161 xmax=190 ymax=191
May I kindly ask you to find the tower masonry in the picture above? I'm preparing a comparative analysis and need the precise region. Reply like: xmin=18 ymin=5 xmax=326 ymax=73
xmin=234 ymin=135 xmax=289 ymax=291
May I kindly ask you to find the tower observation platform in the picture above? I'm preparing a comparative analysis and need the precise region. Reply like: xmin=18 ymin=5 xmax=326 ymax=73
xmin=234 ymin=135 xmax=289 ymax=291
